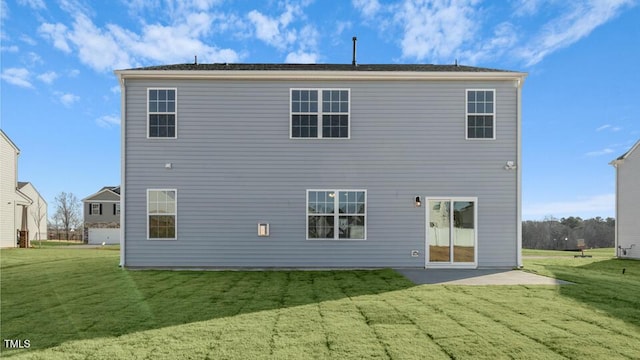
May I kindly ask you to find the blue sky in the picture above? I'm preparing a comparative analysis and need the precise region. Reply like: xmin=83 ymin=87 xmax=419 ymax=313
xmin=1 ymin=0 xmax=639 ymax=221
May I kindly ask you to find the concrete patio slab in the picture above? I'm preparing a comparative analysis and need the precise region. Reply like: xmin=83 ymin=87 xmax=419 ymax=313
xmin=395 ymin=268 xmax=573 ymax=285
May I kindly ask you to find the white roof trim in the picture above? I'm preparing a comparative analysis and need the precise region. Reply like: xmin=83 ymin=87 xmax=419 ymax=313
xmin=115 ymin=70 xmax=528 ymax=82
xmin=17 ymin=182 xmax=48 ymax=206
xmin=15 ymin=188 xmax=33 ymax=205
xmin=82 ymin=187 xmax=121 ymax=202
xmin=610 ymin=139 xmax=640 ymax=166
xmin=1 ymin=130 xmax=20 ymax=154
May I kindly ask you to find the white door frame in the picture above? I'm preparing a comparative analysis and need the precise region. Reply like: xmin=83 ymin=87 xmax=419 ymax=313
xmin=425 ymin=197 xmax=478 ymax=269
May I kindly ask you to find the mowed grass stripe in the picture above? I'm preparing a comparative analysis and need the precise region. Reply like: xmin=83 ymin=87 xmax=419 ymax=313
xmin=444 ymin=286 xmax=615 ymax=359
xmin=2 ymin=248 xmax=639 ymax=359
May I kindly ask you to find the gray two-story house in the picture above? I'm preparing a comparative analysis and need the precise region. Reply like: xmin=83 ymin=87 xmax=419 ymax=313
xmin=115 ymin=63 xmax=526 ymax=269
xmin=82 ymin=186 xmax=120 ymax=244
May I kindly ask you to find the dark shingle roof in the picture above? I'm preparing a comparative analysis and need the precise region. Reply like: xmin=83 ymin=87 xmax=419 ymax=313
xmin=100 ymin=186 xmax=121 ymax=195
xmin=123 ymin=63 xmax=515 ymax=73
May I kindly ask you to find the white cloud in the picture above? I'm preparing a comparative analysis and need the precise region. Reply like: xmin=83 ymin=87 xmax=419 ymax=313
xmin=596 ymin=124 xmax=622 ymax=132
xmin=39 ymin=6 xmax=239 ymax=72
xmin=37 ymin=71 xmax=58 ymax=84
xmin=1 ymin=45 xmax=18 ymax=52
xmin=352 ymin=0 xmax=381 ymax=18
xmin=524 ymin=194 xmax=615 ymax=219
xmin=585 ymin=148 xmax=614 ymax=157
xmin=512 ymin=0 xmax=545 ymax=17
xmin=56 ymin=92 xmax=80 ymax=107
xmin=110 ymin=85 xmax=121 ymax=93
xmin=20 ymin=34 xmax=37 ymax=45
xmin=1 ymin=0 xmax=8 ymax=20
xmin=397 ymin=0 xmax=480 ymax=62
xmin=38 ymin=23 xmax=72 ymax=53
xmin=352 ymin=0 xmax=636 ymax=68
xmin=96 ymin=115 xmax=120 ymax=128
xmin=27 ymin=52 xmax=43 ymax=66
xmin=247 ymin=4 xmax=320 ymax=62
xmin=17 ymin=0 xmax=46 ymax=10
xmin=516 ymin=1 xmax=635 ymax=66
xmin=285 ymin=50 xmax=318 ymax=63
xmin=68 ymin=69 xmax=80 ymax=77
xmin=1 ymin=67 xmax=33 ymax=88
xmin=461 ymin=22 xmax=519 ymax=65
xmin=67 ymin=14 xmax=132 ymax=72
xmin=247 ymin=5 xmax=301 ymax=50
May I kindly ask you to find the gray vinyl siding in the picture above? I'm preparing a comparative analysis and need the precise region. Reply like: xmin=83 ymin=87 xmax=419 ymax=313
xmin=84 ymin=191 xmax=120 ymax=225
xmin=123 ymin=79 xmax=518 ymax=268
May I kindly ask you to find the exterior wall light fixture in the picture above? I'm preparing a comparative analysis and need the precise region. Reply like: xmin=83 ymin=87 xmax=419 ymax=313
xmin=415 ymin=196 xmax=422 ymax=207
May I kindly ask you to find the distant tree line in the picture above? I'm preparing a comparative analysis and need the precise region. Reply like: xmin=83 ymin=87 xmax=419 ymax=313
xmin=522 ymin=216 xmax=615 ymax=250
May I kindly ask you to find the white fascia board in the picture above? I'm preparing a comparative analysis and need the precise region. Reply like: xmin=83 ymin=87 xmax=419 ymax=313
xmin=15 ymin=188 xmax=33 ymax=205
xmin=115 ymin=70 xmax=528 ymax=82
xmin=82 ymin=188 xmax=121 ymax=202
xmin=1 ymin=130 xmax=20 ymax=153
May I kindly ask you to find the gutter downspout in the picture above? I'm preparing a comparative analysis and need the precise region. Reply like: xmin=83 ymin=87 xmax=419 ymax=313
xmin=516 ymin=77 xmax=525 ymax=268
xmin=118 ymin=75 xmax=126 ymax=268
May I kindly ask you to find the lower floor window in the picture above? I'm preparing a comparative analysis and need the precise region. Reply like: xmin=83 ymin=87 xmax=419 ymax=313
xmin=148 ymin=189 xmax=176 ymax=239
xmin=307 ymin=190 xmax=366 ymax=240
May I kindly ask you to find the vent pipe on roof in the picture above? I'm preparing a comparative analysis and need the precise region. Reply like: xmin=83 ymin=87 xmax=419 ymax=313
xmin=352 ymin=36 xmax=357 ymax=66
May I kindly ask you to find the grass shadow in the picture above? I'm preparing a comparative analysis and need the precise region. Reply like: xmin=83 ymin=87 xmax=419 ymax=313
xmin=0 ymin=249 xmax=414 ymax=355
xmin=524 ymin=255 xmax=640 ymax=328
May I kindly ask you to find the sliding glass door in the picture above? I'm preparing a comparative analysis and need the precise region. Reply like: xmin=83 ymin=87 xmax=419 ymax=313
xmin=427 ymin=198 xmax=477 ymax=267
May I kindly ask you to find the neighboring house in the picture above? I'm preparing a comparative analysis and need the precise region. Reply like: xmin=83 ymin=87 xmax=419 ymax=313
xmin=115 ymin=63 xmax=526 ymax=269
xmin=17 ymin=182 xmax=48 ymax=241
xmin=82 ymin=186 xmax=121 ymax=244
xmin=610 ymin=139 xmax=640 ymax=259
xmin=1 ymin=130 xmax=47 ymax=247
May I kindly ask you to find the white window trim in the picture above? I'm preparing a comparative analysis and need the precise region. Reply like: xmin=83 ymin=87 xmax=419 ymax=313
xmin=115 ymin=203 xmax=121 ymax=215
xmin=424 ymin=196 xmax=478 ymax=269
xmin=91 ymin=203 xmax=101 ymax=215
xmin=290 ymin=88 xmax=351 ymax=139
xmin=147 ymin=88 xmax=178 ymax=139
xmin=147 ymin=188 xmax=177 ymax=240
xmin=465 ymin=89 xmax=496 ymax=140
xmin=306 ymin=189 xmax=367 ymax=241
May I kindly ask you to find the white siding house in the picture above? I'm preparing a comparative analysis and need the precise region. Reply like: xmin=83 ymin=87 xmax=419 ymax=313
xmin=611 ymin=139 xmax=640 ymax=259
xmin=17 ymin=182 xmax=48 ymax=241
xmin=1 ymin=130 xmax=47 ymax=247
xmin=1 ymin=130 xmax=21 ymax=247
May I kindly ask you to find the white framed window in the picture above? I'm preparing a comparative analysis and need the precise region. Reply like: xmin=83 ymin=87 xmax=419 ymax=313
xmin=466 ymin=89 xmax=495 ymax=140
xmin=306 ymin=189 xmax=366 ymax=240
xmin=147 ymin=189 xmax=177 ymax=240
xmin=114 ymin=203 xmax=120 ymax=215
xmin=291 ymin=89 xmax=350 ymax=139
xmin=148 ymin=88 xmax=177 ymax=138
xmin=90 ymin=203 xmax=101 ymax=215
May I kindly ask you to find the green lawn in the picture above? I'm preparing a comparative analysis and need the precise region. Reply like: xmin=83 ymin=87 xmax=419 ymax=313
xmin=1 ymin=248 xmax=638 ymax=359
xmin=523 ymin=248 xmax=616 ymax=257
xmin=30 ymin=240 xmax=84 ymax=247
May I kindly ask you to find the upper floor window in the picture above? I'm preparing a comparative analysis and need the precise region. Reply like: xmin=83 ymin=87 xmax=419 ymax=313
xmin=291 ymin=89 xmax=350 ymax=139
xmin=90 ymin=203 xmax=101 ymax=215
xmin=148 ymin=88 xmax=176 ymax=138
xmin=307 ymin=190 xmax=366 ymax=240
xmin=466 ymin=89 xmax=495 ymax=140
xmin=114 ymin=203 xmax=120 ymax=215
